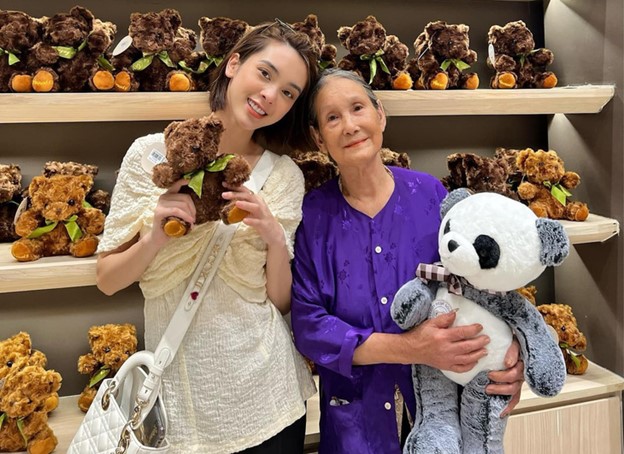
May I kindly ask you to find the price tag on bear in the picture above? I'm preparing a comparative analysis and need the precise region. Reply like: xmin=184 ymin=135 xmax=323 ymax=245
xmin=13 ymin=197 xmax=29 ymax=226
xmin=141 ymin=142 xmax=167 ymax=174
xmin=112 ymin=35 xmax=133 ymax=56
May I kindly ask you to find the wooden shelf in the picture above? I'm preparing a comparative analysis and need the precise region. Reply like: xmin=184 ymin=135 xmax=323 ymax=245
xmin=562 ymin=213 xmax=620 ymax=245
xmin=38 ymin=361 xmax=622 ymax=454
xmin=0 ymin=85 xmax=614 ymax=123
xmin=0 ymin=213 xmax=617 ymax=294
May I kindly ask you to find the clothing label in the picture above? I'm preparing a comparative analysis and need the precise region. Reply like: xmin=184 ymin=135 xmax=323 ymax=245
xmin=429 ymin=298 xmax=453 ymax=319
xmin=112 ymin=35 xmax=133 ymax=56
xmin=546 ymin=325 xmax=559 ymax=343
xmin=141 ymin=142 xmax=167 ymax=173
xmin=488 ymin=43 xmax=496 ymax=64
xmin=13 ymin=197 xmax=28 ymax=226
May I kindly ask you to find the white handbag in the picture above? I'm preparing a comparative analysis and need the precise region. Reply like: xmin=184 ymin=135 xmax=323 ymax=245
xmin=68 ymin=151 xmax=279 ymax=454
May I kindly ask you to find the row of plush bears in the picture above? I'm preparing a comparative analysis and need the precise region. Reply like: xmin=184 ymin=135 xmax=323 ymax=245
xmin=0 ymin=5 xmax=556 ymax=92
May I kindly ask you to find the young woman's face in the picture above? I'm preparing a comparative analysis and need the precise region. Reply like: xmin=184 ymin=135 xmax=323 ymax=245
xmin=312 ymin=77 xmax=386 ymax=168
xmin=224 ymin=41 xmax=308 ymax=132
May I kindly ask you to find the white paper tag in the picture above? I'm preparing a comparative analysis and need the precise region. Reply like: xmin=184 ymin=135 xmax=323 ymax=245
xmin=112 ymin=35 xmax=133 ymax=56
xmin=546 ymin=324 xmax=559 ymax=343
xmin=488 ymin=43 xmax=496 ymax=64
xmin=429 ymin=298 xmax=453 ymax=319
xmin=13 ymin=197 xmax=28 ymax=226
xmin=141 ymin=142 xmax=167 ymax=173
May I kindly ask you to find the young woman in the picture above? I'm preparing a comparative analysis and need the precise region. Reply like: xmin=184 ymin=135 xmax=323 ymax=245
xmin=96 ymin=22 xmax=318 ymax=454
xmin=291 ymin=69 xmax=524 ymax=453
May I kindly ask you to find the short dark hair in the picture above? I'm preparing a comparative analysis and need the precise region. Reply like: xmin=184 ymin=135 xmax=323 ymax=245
xmin=308 ymin=68 xmax=380 ymax=130
xmin=209 ymin=20 xmax=319 ymax=152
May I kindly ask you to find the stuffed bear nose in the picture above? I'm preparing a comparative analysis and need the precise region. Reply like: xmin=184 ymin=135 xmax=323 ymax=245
xmin=448 ymin=239 xmax=459 ymax=252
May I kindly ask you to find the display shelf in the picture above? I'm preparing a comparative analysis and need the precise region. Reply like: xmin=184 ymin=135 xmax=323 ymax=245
xmin=0 ymin=213 xmax=617 ymax=294
xmin=0 ymin=85 xmax=614 ymax=123
xmin=37 ymin=362 xmax=623 ymax=454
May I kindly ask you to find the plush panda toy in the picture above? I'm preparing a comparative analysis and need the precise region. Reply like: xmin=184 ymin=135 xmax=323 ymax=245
xmin=391 ymin=188 xmax=568 ymax=454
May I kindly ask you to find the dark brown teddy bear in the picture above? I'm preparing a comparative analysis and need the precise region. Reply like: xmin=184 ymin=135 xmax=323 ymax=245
xmin=516 ymin=148 xmax=589 ymax=221
xmin=25 ymin=6 xmax=117 ymax=92
xmin=337 ymin=15 xmax=412 ymax=90
xmin=110 ymin=8 xmax=196 ymax=92
xmin=487 ymin=20 xmax=557 ymax=89
xmin=292 ymin=14 xmax=337 ymax=71
xmin=152 ymin=115 xmax=251 ymax=237
xmin=77 ymin=323 xmax=138 ymax=412
xmin=0 ymin=332 xmax=62 ymax=454
xmin=11 ymin=174 xmax=106 ymax=261
xmin=0 ymin=164 xmax=22 ymax=242
xmin=537 ymin=304 xmax=588 ymax=375
xmin=181 ymin=16 xmax=250 ymax=92
xmin=407 ymin=20 xmax=479 ymax=90
xmin=0 ymin=10 xmax=44 ymax=93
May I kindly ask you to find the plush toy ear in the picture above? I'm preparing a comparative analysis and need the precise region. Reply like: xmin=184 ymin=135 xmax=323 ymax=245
xmin=337 ymin=26 xmax=352 ymax=45
xmin=536 ymin=218 xmax=570 ymax=266
xmin=425 ymin=20 xmax=447 ymax=37
xmin=440 ymin=188 xmax=471 ymax=219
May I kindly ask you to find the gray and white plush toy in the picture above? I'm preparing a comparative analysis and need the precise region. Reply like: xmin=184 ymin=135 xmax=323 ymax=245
xmin=391 ymin=188 xmax=569 ymax=454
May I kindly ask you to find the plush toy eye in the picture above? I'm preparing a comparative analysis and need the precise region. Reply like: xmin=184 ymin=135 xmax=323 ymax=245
xmin=104 ymin=347 xmax=111 ymax=353
xmin=191 ymin=146 xmax=201 ymax=153
xmin=443 ymin=220 xmax=451 ymax=234
xmin=68 ymin=199 xmax=76 ymax=206
xmin=6 ymin=361 xmax=12 ymax=368
xmin=560 ymin=326 xmax=566 ymax=332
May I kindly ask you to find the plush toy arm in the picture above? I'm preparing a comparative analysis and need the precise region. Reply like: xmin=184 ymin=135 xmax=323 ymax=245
xmin=560 ymin=171 xmax=581 ymax=189
xmin=517 ymin=181 xmax=540 ymax=201
xmin=417 ymin=47 xmax=439 ymax=72
xmin=528 ymin=48 xmax=554 ymax=66
xmin=152 ymin=162 xmax=179 ymax=189
xmin=14 ymin=209 xmax=42 ymax=237
xmin=493 ymin=54 xmax=516 ymax=72
xmin=77 ymin=353 xmax=99 ymax=375
xmin=390 ymin=278 xmax=437 ymax=330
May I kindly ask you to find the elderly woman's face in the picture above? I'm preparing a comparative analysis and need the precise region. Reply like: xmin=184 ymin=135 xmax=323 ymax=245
xmin=312 ymin=77 xmax=386 ymax=168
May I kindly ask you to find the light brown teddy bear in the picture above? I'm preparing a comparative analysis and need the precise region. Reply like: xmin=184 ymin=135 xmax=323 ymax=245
xmin=0 ymin=332 xmax=62 ymax=454
xmin=516 ymin=148 xmax=589 ymax=221
xmin=77 ymin=323 xmax=138 ymax=412
xmin=152 ymin=115 xmax=251 ymax=237
xmin=537 ymin=304 xmax=589 ymax=375
xmin=11 ymin=174 xmax=106 ymax=262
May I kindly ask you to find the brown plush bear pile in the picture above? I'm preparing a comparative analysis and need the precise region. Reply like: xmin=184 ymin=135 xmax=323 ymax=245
xmin=42 ymin=160 xmax=111 ymax=214
xmin=337 ymin=15 xmax=412 ymax=90
xmin=292 ymin=14 xmax=337 ymax=71
xmin=487 ymin=20 xmax=557 ymax=89
xmin=0 ymin=10 xmax=44 ymax=93
xmin=537 ymin=304 xmax=589 ymax=375
xmin=441 ymin=148 xmax=521 ymax=200
xmin=0 ymin=332 xmax=62 ymax=454
xmin=111 ymin=8 xmax=196 ymax=92
xmin=408 ymin=20 xmax=479 ymax=90
xmin=26 ymin=6 xmax=117 ymax=92
xmin=181 ymin=16 xmax=249 ymax=92
xmin=11 ymin=174 xmax=106 ymax=261
xmin=0 ymin=164 xmax=22 ymax=242
xmin=77 ymin=323 xmax=138 ymax=412
xmin=516 ymin=148 xmax=589 ymax=221
xmin=152 ymin=115 xmax=251 ymax=237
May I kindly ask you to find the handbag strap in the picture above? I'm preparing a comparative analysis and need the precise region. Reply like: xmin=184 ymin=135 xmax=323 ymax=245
xmin=134 ymin=150 xmax=279 ymax=405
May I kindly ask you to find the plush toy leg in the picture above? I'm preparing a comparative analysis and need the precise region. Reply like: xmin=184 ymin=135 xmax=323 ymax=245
xmin=31 ymin=69 xmax=58 ymax=93
xmin=222 ymin=203 xmax=249 ymax=225
xmin=168 ymin=71 xmax=194 ymax=92
xmin=114 ymin=70 xmax=136 ymax=92
xmin=565 ymin=201 xmax=589 ymax=221
xmin=70 ymin=234 xmax=99 ymax=258
xmin=11 ymin=238 xmax=44 ymax=262
xmin=9 ymin=73 xmax=33 ymax=92
xmin=429 ymin=72 xmax=449 ymax=90
xmin=162 ymin=216 xmax=190 ymax=237
xmin=392 ymin=71 xmax=414 ymax=90
xmin=90 ymin=69 xmax=115 ymax=91
xmin=461 ymin=371 xmax=510 ymax=454
xmin=78 ymin=385 xmax=97 ymax=412
xmin=537 ymin=72 xmax=558 ymax=88
xmin=463 ymin=73 xmax=480 ymax=90
xmin=492 ymin=72 xmax=516 ymax=89
xmin=404 ymin=365 xmax=461 ymax=454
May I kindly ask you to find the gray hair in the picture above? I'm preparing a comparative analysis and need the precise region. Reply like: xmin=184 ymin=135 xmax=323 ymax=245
xmin=308 ymin=68 xmax=380 ymax=129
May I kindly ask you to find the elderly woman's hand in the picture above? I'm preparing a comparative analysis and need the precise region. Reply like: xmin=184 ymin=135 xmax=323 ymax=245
xmin=486 ymin=338 xmax=524 ymax=417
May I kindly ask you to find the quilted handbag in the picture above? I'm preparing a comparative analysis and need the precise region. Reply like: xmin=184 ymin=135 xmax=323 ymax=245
xmin=68 ymin=150 xmax=279 ymax=453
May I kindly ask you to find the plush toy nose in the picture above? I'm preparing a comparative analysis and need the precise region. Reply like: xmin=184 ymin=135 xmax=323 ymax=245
xmin=447 ymin=239 xmax=459 ymax=252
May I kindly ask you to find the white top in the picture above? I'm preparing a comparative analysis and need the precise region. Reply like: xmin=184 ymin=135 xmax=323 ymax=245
xmin=99 ymin=133 xmax=316 ymax=453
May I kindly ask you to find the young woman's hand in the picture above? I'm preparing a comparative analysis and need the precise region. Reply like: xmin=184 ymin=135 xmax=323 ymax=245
xmin=222 ymin=183 xmax=285 ymax=247
xmin=149 ymin=179 xmax=196 ymax=248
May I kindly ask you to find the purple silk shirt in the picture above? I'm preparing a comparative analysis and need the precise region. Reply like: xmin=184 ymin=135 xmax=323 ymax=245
xmin=292 ymin=167 xmax=447 ymax=454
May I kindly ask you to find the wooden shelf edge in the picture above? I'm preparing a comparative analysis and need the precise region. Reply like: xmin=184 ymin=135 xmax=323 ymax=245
xmin=561 ymin=213 xmax=620 ymax=245
xmin=0 ymin=85 xmax=614 ymax=123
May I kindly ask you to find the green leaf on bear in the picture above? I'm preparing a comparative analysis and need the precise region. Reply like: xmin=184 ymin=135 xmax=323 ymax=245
xmin=319 ymin=60 xmax=332 ymax=70
xmin=7 ymin=51 xmax=20 ymax=66
xmin=131 ymin=54 xmax=155 ymax=71
xmin=17 ymin=418 xmax=28 ymax=446
xmin=206 ymin=154 xmax=235 ymax=172
xmin=441 ymin=59 xmax=470 ymax=72
xmin=185 ymin=170 xmax=205 ymax=198
xmin=27 ymin=220 xmax=58 ymax=239
xmin=89 ymin=366 xmax=111 ymax=388
xmin=53 ymin=46 xmax=77 ymax=59
xmin=64 ymin=215 xmax=83 ymax=242
xmin=0 ymin=413 xmax=5 ymax=430
xmin=569 ymin=351 xmax=582 ymax=368
xmin=550 ymin=184 xmax=568 ymax=206
xmin=97 ymin=55 xmax=114 ymax=71
xmin=157 ymin=51 xmax=177 ymax=68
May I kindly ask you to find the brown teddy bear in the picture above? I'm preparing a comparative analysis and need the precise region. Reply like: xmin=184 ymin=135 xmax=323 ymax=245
xmin=180 ymin=16 xmax=250 ymax=92
xmin=0 ymin=332 xmax=62 ymax=454
xmin=487 ymin=20 xmax=557 ymax=89
xmin=441 ymin=149 xmax=521 ymax=200
xmin=42 ymin=160 xmax=111 ymax=214
xmin=292 ymin=14 xmax=337 ymax=70
xmin=0 ymin=10 xmax=44 ymax=93
xmin=77 ymin=323 xmax=138 ymax=412
xmin=516 ymin=148 xmax=589 ymax=221
xmin=380 ymin=148 xmax=411 ymax=169
xmin=337 ymin=15 xmax=412 ymax=90
xmin=25 ymin=6 xmax=117 ymax=92
xmin=408 ymin=20 xmax=479 ymax=90
xmin=152 ymin=115 xmax=251 ymax=237
xmin=110 ymin=9 xmax=196 ymax=92
xmin=0 ymin=164 xmax=22 ymax=242
xmin=537 ymin=304 xmax=589 ymax=375
xmin=11 ymin=174 xmax=106 ymax=261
